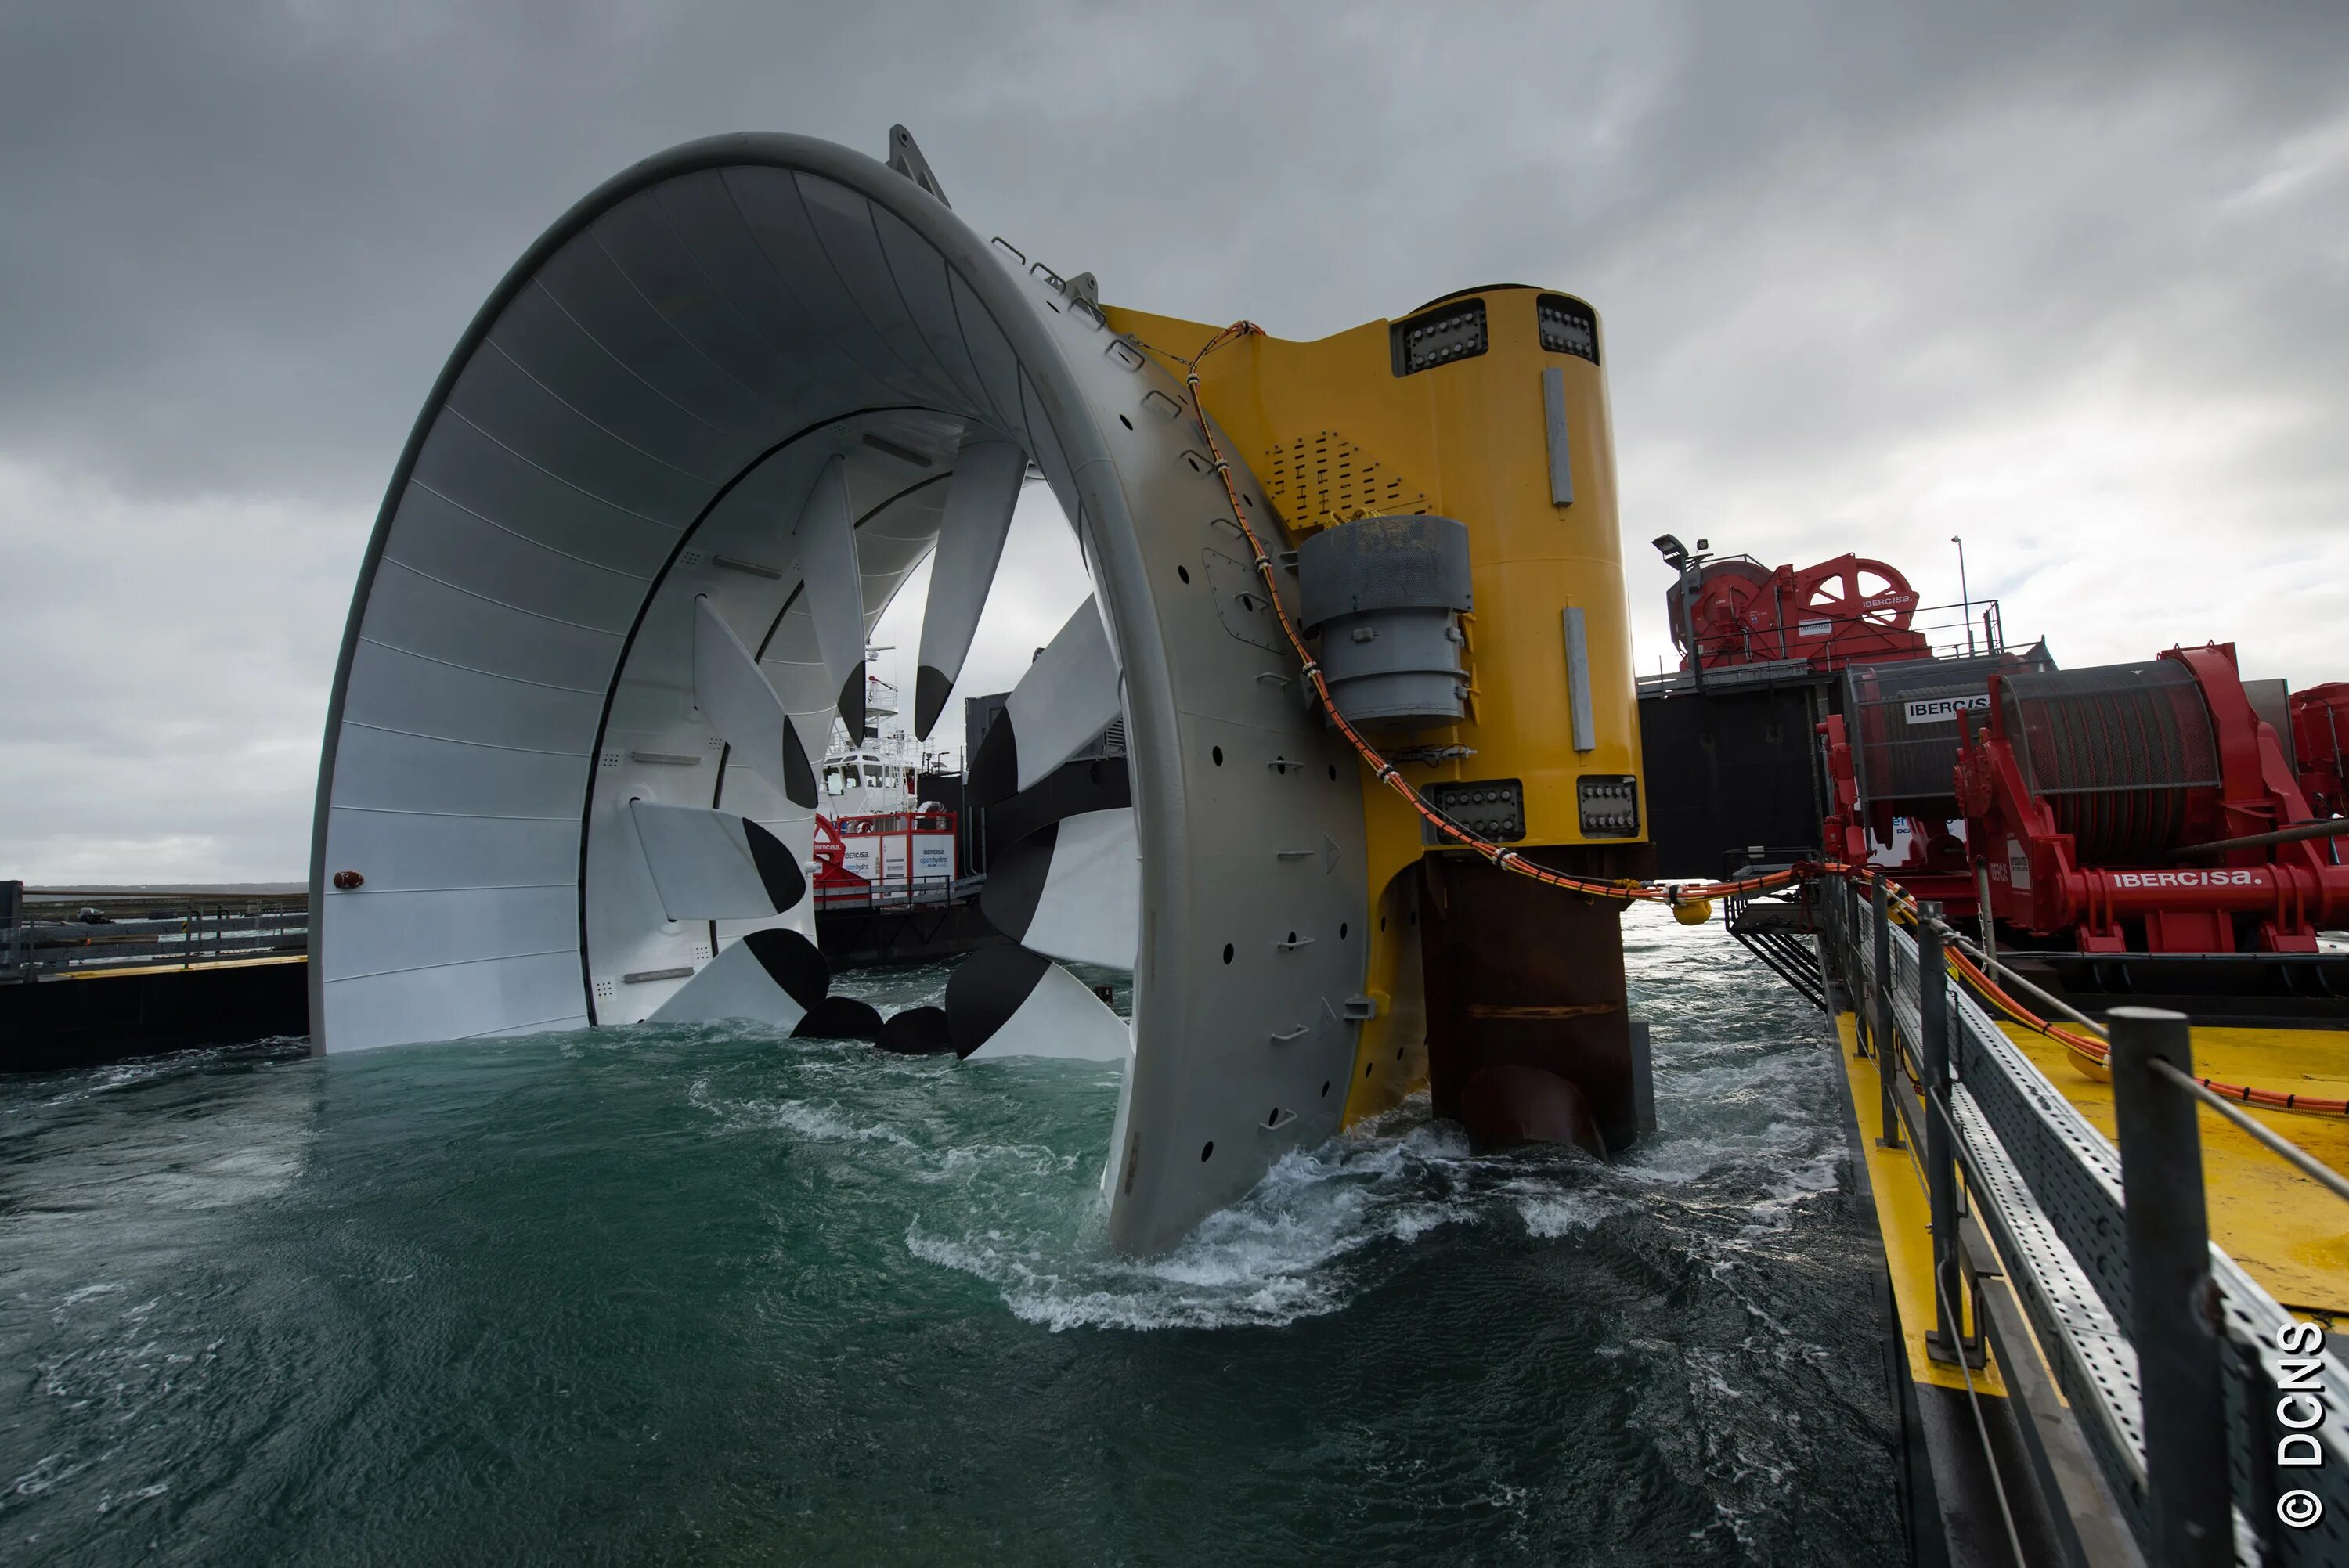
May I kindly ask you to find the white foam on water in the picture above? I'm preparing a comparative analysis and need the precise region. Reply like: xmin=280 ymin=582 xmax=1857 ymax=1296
xmin=913 ymin=1143 xmax=1082 ymax=1183
xmin=1513 ymin=1186 xmax=1629 ymax=1238
xmin=906 ymin=994 xmax=1849 ymax=1334
xmin=907 ymin=1111 xmax=1496 ymax=1332
xmin=56 ymin=1281 xmax=127 ymax=1307
xmin=685 ymin=1075 xmax=917 ymax=1147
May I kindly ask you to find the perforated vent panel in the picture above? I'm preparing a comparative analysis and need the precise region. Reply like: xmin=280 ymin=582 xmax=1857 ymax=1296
xmin=1261 ymin=431 xmax=1433 ymax=534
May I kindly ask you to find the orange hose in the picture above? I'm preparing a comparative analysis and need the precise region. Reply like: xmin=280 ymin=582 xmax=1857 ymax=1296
xmin=1873 ymin=878 xmax=2349 ymax=1119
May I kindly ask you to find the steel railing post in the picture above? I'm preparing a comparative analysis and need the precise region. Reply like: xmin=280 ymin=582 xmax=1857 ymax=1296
xmin=2109 ymin=1006 xmax=2231 ymax=1568
xmin=1817 ymin=878 xmax=1843 ymax=1014
xmin=1872 ymin=879 xmax=1901 ymax=1148
xmin=1974 ymin=857 xmax=1997 ymax=971
xmin=1849 ymin=882 xmax=1871 ymax=1054
xmin=1842 ymin=879 xmax=1861 ymax=1007
xmin=0 ymin=880 xmax=21 ymax=982
xmin=1918 ymin=910 xmax=1976 ymax=1365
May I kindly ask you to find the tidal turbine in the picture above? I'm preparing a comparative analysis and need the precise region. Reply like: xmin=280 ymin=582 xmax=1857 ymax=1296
xmin=310 ymin=128 xmax=1651 ymax=1254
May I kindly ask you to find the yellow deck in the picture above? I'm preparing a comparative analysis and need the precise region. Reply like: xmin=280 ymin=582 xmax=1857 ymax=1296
xmin=1995 ymin=1020 xmax=2349 ymax=1317
xmin=1835 ymin=1000 xmax=2349 ymax=1404
xmin=1835 ymin=1014 xmax=2012 ymax=1396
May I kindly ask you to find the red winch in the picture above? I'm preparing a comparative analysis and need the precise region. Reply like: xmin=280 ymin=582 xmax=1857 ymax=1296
xmin=2292 ymin=682 xmax=2349 ymax=817
xmin=1954 ymin=643 xmax=2349 ymax=953
xmin=1669 ymin=552 xmax=1929 ymax=670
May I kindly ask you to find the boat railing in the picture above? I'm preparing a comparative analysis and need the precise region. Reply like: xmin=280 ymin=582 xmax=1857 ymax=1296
xmin=811 ymin=874 xmax=984 ymax=912
xmin=1817 ymin=873 xmax=2349 ymax=1566
xmin=1 ymin=881 xmax=309 ymax=981
xmin=1641 ymin=597 xmax=2011 ymax=693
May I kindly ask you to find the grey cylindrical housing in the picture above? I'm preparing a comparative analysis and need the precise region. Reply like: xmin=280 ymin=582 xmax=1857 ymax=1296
xmin=1297 ymin=516 xmax=1472 ymax=731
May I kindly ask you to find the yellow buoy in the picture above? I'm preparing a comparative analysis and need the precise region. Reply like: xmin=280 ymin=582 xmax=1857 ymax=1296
xmin=2066 ymin=1051 xmax=2113 ymax=1084
xmin=1672 ymin=897 xmax=1714 ymax=927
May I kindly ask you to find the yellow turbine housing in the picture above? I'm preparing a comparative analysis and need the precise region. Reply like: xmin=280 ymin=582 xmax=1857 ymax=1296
xmin=1109 ymin=286 xmax=1652 ymax=1150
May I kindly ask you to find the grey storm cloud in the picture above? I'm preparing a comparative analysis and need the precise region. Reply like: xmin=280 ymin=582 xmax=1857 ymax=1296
xmin=2 ymin=0 xmax=2346 ymax=879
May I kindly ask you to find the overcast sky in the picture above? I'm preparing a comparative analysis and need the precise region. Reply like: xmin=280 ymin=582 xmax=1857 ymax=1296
xmin=3 ymin=1 xmax=2344 ymax=882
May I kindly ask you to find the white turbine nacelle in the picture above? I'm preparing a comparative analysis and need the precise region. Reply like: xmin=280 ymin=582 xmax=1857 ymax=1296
xmin=309 ymin=129 xmax=1369 ymax=1255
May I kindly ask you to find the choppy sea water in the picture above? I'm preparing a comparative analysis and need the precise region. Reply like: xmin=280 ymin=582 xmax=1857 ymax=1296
xmin=2 ymin=914 xmax=1900 ymax=1566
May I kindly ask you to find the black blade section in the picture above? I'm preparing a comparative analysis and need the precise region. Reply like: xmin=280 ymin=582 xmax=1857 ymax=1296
xmin=742 ymin=928 xmax=828 ymax=1011
xmin=792 ymin=995 xmax=884 ymax=1040
xmin=983 ymin=755 xmax=1131 ymax=851
xmin=783 ymin=716 xmax=817 ymax=808
xmin=875 ymin=1004 xmax=954 ymax=1055
xmin=742 ymin=818 xmax=807 ymax=913
xmin=944 ymin=944 xmax=1052 ymax=1059
xmin=838 ymin=662 xmax=867 ymax=741
xmin=976 ymin=819 xmax=1057 ymax=943
xmin=914 ymin=664 xmax=954 ymax=742
xmin=968 ymin=708 xmax=1019 ymax=808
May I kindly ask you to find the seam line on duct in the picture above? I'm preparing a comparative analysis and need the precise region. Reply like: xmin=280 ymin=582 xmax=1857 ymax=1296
xmin=666 ymin=182 xmax=893 ymax=409
xmin=710 ymin=170 xmax=907 ymax=399
xmin=331 ymin=803 xmax=577 ymax=822
xmin=338 ymin=719 xmax=592 ymax=759
xmin=531 ymin=269 xmax=738 ymax=435
xmin=719 ymin=170 xmax=931 ymax=403
xmin=353 ymin=636 xmax=608 ymax=695
xmin=647 ymin=185 xmax=829 ymax=400
xmin=373 ymin=556 xmax=631 ymax=639
xmin=459 ymin=1012 xmax=591 ymax=1039
xmin=944 ymin=271 xmax=1030 ymax=438
xmin=584 ymin=227 xmax=786 ymax=416
xmin=478 ymin=338 xmax=728 ymax=486
xmin=406 ymin=478 xmax=658 ymax=580
xmin=438 ymin=406 xmax=686 ymax=532
xmin=326 ymin=946 xmax=576 ymax=983
xmin=868 ymin=210 xmax=994 ymax=416
xmin=787 ymin=174 xmax=955 ymax=402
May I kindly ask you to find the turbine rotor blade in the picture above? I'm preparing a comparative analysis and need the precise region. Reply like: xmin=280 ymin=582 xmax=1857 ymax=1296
xmin=648 ymin=928 xmax=829 ymax=1029
xmin=875 ymin=1004 xmax=954 ymax=1054
xmin=793 ymin=995 xmax=884 ymax=1040
xmin=946 ymin=946 xmax=1129 ymax=1062
xmin=797 ymin=455 xmax=868 ymax=739
xmin=913 ymin=438 xmax=1026 ymax=740
xmin=629 ymin=799 xmax=806 ymax=921
xmin=967 ymin=595 xmax=1120 ymax=806
xmin=693 ymin=597 xmax=819 ymax=809
xmin=982 ymin=755 xmax=1130 ymax=849
xmin=979 ymin=807 xmax=1138 ymax=969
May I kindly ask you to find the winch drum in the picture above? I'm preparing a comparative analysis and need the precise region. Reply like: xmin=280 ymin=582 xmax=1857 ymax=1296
xmin=1997 ymin=660 xmax=2222 ymax=863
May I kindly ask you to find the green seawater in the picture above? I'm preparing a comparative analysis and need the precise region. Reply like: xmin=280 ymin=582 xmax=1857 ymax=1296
xmin=2 ymin=915 xmax=1900 ymax=1566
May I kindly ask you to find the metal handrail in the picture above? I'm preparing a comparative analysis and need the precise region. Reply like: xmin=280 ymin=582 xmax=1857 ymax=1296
xmin=2149 ymin=1056 xmax=2349 ymax=1208
xmin=5 ymin=883 xmax=309 ymax=979
xmin=1946 ymin=920 xmax=2349 ymax=1209
xmin=1820 ymin=872 xmax=2349 ymax=1566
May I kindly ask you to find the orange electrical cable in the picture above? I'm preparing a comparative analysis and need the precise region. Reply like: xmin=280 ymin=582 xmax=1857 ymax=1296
xmin=1167 ymin=322 xmax=1792 ymax=907
xmin=1859 ymin=871 xmax=2349 ymax=1119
